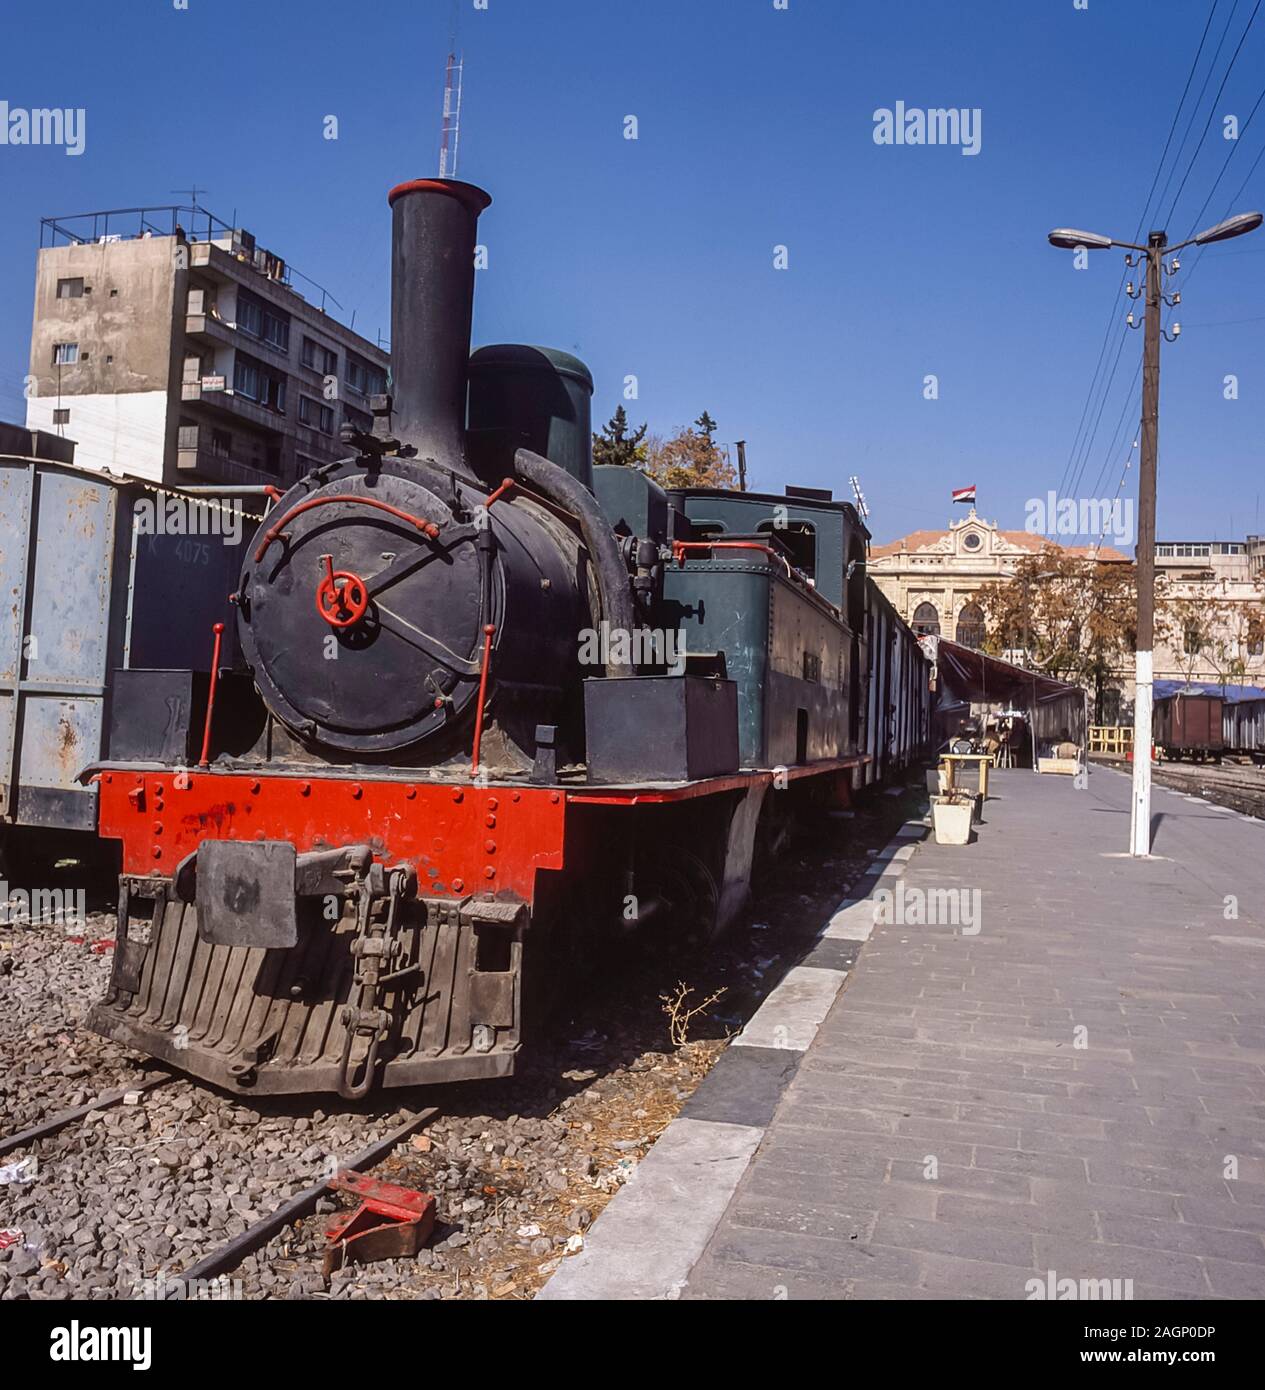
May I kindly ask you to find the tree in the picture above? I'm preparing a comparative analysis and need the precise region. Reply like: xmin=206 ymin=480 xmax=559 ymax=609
xmin=694 ymin=410 xmax=718 ymax=441
xmin=643 ymin=423 xmax=738 ymax=490
xmin=592 ymin=405 xmax=648 ymax=468
xmin=978 ymin=550 xmax=1136 ymax=720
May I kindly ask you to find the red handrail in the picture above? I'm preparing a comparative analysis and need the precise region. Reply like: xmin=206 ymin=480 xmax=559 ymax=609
xmin=198 ymin=622 xmax=225 ymax=768
xmin=470 ymin=624 xmax=497 ymax=775
xmin=254 ymin=494 xmax=441 ymax=563
xmin=671 ymin=539 xmax=793 ymax=577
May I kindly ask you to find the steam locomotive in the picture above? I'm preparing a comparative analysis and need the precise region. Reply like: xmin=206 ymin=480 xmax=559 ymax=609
xmin=84 ymin=178 xmax=930 ymax=1097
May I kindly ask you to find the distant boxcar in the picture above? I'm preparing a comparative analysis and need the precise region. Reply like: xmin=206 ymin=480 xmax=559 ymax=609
xmin=1223 ymin=696 xmax=1265 ymax=766
xmin=1154 ymin=692 xmax=1224 ymax=763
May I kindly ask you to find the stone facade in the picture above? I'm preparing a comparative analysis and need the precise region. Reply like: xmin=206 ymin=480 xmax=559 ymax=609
xmin=868 ymin=508 xmax=1124 ymax=646
xmin=869 ymin=510 xmax=1265 ymax=705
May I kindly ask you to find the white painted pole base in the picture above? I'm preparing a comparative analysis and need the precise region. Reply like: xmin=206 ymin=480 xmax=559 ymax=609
xmin=1130 ymin=650 xmax=1153 ymax=857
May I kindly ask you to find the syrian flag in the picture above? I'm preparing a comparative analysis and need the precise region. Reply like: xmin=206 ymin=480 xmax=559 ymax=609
xmin=952 ymin=485 xmax=976 ymax=505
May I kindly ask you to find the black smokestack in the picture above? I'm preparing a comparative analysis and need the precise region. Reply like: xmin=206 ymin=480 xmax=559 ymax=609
xmin=387 ymin=178 xmax=491 ymax=475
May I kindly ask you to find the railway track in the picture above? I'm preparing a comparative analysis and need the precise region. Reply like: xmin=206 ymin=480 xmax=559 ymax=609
xmin=1092 ymin=755 xmax=1265 ymax=821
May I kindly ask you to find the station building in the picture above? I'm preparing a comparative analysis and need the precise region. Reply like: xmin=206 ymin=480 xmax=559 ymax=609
xmin=869 ymin=510 xmax=1265 ymax=711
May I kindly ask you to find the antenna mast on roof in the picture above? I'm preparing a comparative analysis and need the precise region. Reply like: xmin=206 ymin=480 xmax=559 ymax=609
xmin=849 ymin=474 xmax=870 ymax=520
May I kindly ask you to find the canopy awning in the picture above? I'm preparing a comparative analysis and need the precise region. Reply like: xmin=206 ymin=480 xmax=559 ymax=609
xmin=919 ymin=635 xmax=1088 ymax=750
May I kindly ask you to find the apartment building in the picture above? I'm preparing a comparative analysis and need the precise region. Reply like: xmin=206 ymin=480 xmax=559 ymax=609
xmin=24 ymin=204 xmax=388 ymax=488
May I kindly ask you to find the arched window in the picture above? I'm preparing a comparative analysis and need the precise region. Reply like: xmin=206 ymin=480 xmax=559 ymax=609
xmin=956 ymin=602 xmax=986 ymax=649
xmin=911 ymin=602 xmax=940 ymax=637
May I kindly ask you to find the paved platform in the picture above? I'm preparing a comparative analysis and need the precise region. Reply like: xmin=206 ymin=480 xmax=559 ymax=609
xmin=542 ymin=765 xmax=1265 ymax=1300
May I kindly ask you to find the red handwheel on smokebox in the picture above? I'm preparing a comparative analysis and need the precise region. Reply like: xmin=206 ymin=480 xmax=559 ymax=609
xmin=316 ymin=555 xmax=369 ymax=628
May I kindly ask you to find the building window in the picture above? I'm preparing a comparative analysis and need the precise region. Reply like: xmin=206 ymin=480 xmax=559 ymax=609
xmin=233 ymin=353 xmax=287 ymax=414
xmin=301 ymin=336 xmax=337 ymax=376
xmin=211 ymin=428 xmax=232 ymax=457
xmin=1247 ymin=638 xmax=1264 ymax=657
xmin=52 ymin=342 xmax=79 ymax=365
xmin=53 ymin=408 xmax=70 ymax=425
xmin=962 ymin=532 xmax=982 ymax=552
xmin=345 ymin=352 xmax=386 ymax=397
xmin=912 ymin=602 xmax=940 ymax=637
xmin=955 ymin=602 xmax=986 ymax=648
xmin=56 ymin=277 xmax=84 ymax=299
xmin=237 ymin=289 xmax=291 ymax=353
xmin=1183 ymin=624 xmax=1203 ymax=656
xmin=299 ymin=395 xmax=335 ymax=435
xmin=343 ymin=404 xmax=372 ymax=434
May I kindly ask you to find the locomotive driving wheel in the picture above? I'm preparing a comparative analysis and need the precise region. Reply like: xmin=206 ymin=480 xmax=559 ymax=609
xmin=642 ymin=845 xmax=721 ymax=947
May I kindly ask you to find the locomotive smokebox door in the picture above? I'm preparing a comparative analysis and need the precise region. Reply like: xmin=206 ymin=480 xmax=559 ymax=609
xmin=196 ymin=840 xmax=299 ymax=949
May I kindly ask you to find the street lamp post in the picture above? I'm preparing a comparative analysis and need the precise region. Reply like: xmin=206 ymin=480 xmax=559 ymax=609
xmin=1048 ymin=211 xmax=1263 ymax=856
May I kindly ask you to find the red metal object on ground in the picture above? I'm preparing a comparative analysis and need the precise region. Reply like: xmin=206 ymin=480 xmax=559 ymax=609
xmin=197 ymin=623 xmax=225 ymax=768
xmin=323 ymin=1169 xmax=436 ymax=1275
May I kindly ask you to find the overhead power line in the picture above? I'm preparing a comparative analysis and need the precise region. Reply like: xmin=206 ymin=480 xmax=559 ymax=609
xmin=1055 ymin=1 xmax=1222 ymax=502
xmin=1163 ymin=0 xmax=1262 ymax=227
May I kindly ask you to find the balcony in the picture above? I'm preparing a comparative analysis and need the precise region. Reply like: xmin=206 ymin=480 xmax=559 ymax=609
xmin=181 ymin=378 xmax=287 ymax=431
xmin=177 ymin=425 xmax=287 ymax=487
xmin=184 ymin=307 xmax=236 ymax=350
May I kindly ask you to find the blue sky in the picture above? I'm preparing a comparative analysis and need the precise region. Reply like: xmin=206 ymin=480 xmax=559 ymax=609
xmin=1 ymin=0 xmax=1263 ymax=546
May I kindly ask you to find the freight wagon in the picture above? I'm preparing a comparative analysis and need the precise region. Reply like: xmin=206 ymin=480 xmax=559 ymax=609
xmin=1153 ymin=691 xmax=1224 ymax=763
xmin=1223 ymin=695 xmax=1265 ymax=766
xmin=0 ymin=453 xmax=251 ymax=881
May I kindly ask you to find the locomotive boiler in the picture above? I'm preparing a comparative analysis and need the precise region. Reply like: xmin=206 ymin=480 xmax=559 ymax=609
xmin=83 ymin=177 xmax=930 ymax=1097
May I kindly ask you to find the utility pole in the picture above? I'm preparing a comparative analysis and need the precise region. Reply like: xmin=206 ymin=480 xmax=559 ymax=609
xmin=1048 ymin=208 xmax=1262 ymax=856
xmin=1129 ymin=231 xmax=1164 ymax=856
